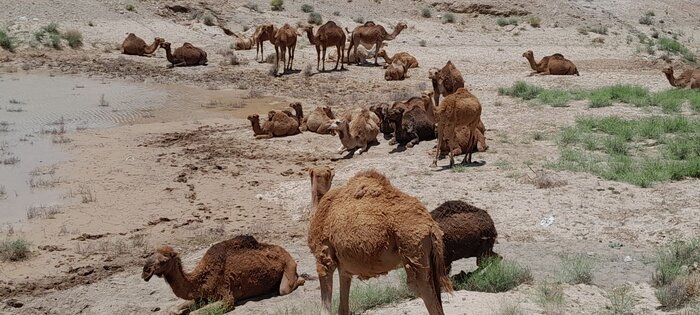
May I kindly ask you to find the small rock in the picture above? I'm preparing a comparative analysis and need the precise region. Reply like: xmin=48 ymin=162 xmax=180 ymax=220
xmin=151 ymin=307 xmax=160 ymax=312
xmin=5 ymin=299 xmax=23 ymax=308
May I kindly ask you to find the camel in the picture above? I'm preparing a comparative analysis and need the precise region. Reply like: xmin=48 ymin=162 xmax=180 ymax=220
xmin=432 ymin=87 xmax=483 ymax=168
xmin=438 ymin=119 xmax=487 ymax=164
xmin=273 ymin=24 xmax=298 ymax=75
xmin=369 ymin=103 xmax=394 ymax=137
xmin=308 ymin=169 xmax=453 ymax=315
xmin=254 ymin=24 xmax=277 ymax=62
xmin=309 ymin=166 xmax=334 ymax=210
xmin=301 ymin=106 xmax=336 ymax=134
xmin=160 ymin=42 xmax=208 ymax=68
xmin=385 ymin=94 xmax=436 ymax=147
xmin=232 ymin=32 xmax=255 ymax=50
xmin=662 ymin=66 xmax=700 ymax=89
xmin=302 ymin=22 xmax=346 ymax=72
xmin=522 ymin=50 xmax=579 ymax=76
xmin=142 ymin=235 xmax=305 ymax=314
xmin=288 ymin=102 xmax=304 ymax=126
xmin=429 ymin=61 xmax=465 ymax=107
xmin=347 ymin=22 xmax=407 ymax=66
xmin=121 ymin=33 xmax=164 ymax=56
xmin=385 ymin=60 xmax=408 ymax=81
xmin=329 ymin=108 xmax=379 ymax=155
xmin=431 ymin=200 xmax=500 ymax=274
xmin=377 ymin=49 xmax=419 ymax=69
xmin=247 ymin=111 xmax=299 ymax=139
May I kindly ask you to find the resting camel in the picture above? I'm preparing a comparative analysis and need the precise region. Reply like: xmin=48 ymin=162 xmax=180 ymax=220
xmin=377 ymin=49 xmax=419 ymax=69
xmin=121 ymin=33 xmax=164 ymax=56
xmin=432 ymin=87 xmax=483 ymax=168
xmin=429 ymin=61 xmax=465 ymax=107
xmin=160 ymin=42 xmax=208 ymax=68
xmin=247 ymin=111 xmax=299 ymax=139
xmin=385 ymin=93 xmax=436 ymax=147
xmin=522 ymin=50 xmax=579 ymax=76
xmin=347 ymin=22 xmax=407 ymax=66
xmin=384 ymin=60 xmax=408 ymax=81
xmin=254 ymin=24 xmax=276 ymax=62
xmin=301 ymin=106 xmax=335 ymax=134
xmin=232 ymin=32 xmax=255 ymax=50
xmin=369 ymin=103 xmax=394 ymax=137
xmin=302 ymin=22 xmax=346 ymax=71
xmin=142 ymin=235 xmax=304 ymax=314
xmin=274 ymin=24 xmax=298 ymax=74
xmin=662 ymin=66 xmax=700 ymax=89
xmin=438 ymin=119 xmax=487 ymax=164
xmin=308 ymin=169 xmax=453 ymax=315
xmin=329 ymin=108 xmax=379 ymax=155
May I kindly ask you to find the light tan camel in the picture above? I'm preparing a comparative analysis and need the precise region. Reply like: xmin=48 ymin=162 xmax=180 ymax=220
xmin=232 ymin=32 xmax=255 ymax=50
xmin=142 ymin=235 xmax=304 ymax=314
xmin=308 ymin=169 xmax=453 ymax=315
xmin=330 ymin=108 xmax=379 ymax=155
xmin=121 ymin=34 xmax=164 ymax=56
xmin=254 ymin=24 xmax=276 ymax=62
xmin=429 ymin=61 xmax=465 ymax=107
xmin=309 ymin=166 xmax=334 ymax=209
xmin=247 ymin=111 xmax=299 ymax=139
xmin=377 ymin=49 xmax=418 ymax=69
xmin=301 ymin=106 xmax=335 ymax=134
xmin=522 ymin=50 xmax=579 ymax=76
xmin=663 ymin=66 xmax=700 ymax=89
xmin=302 ymin=22 xmax=346 ymax=71
xmin=432 ymin=87 xmax=483 ymax=168
xmin=274 ymin=24 xmax=298 ymax=75
xmin=385 ymin=60 xmax=408 ymax=81
xmin=347 ymin=22 xmax=407 ymax=66
xmin=160 ymin=42 xmax=208 ymax=68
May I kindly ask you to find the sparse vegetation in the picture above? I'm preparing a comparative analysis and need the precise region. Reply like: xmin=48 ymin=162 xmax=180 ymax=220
xmin=421 ymin=8 xmax=431 ymax=18
xmin=0 ymin=29 xmax=16 ymax=52
xmin=125 ymin=4 xmax=135 ymax=12
xmin=0 ymin=121 xmax=11 ymax=132
xmin=605 ymin=285 xmax=637 ymax=315
xmin=2 ymin=156 xmax=20 ymax=165
xmin=35 ymin=23 xmax=63 ymax=49
xmin=639 ymin=15 xmax=654 ymax=25
xmin=29 ymin=175 xmax=61 ymax=188
xmin=528 ymin=16 xmax=541 ymax=28
xmin=332 ymin=270 xmax=413 ymax=313
xmin=353 ymin=16 xmax=365 ymax=24
xmin=333 ymin=11 xmax=340 ymax=16
xmin=454 ymin=257 xmax=532 ymax=292
xmin=653 ymin=240 xmax=700 ymax=310
xmin=496 ymin=17 xmax=518 ymax=27
xmin=62 ymin=30 xmax=83 ymax=48
xmin=418 ymin=39 xmax=427 ymax=47
xmin=656 ymin=37 xmax=696 ymax=63
xmin=77 ymin=185 xmax=97 ymax=203
xmin=270 ymin=0 xmax=284 ymax=11
xmin=443 ymin=13 xmax=456 ymax=24
xmin=559 ymin=253 xmax=596 ymax=284
xmin=535 ymin=281 xmax=565 ymax=315
xmin=308 ymin=12 xmax=323 ymax=25
xmin=493 ymin=302 xmax=526 ymax=315
xmin=0 ymin=185 xmax=5 ymax=199
xmin=27 ymin=205 xmax=62 ymax=219
xmin=301 ymin=4 xmax=314 ymax=13
xmin=243 ymin=2 xmax=259 ymax=12
xmin=588 ymin=25 xmax=608 ymax=35
xmin=0 ymin=239 xmax=31 ymax=261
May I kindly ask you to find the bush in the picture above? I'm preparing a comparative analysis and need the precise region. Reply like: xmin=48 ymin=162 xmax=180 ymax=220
xmin=639 ymin=15 xmax=654 ymax=25
xmin=498 ymin=81 xmax=544 ymax=100
xmin=535 ymin=281 xmax=565 ymax=314
xmin=559 ymin=253 xmax=596 ymax=284
xmin=528 ymin=16 xmax=541 ymax=28
xmin=588 ymin=25 xmax=608 ymax=35
xmin=421 ymin=8 xmax=431 ymax=18
xmin=454 ymin=258 xmax=532 ymax=292
xmin=656 ymin=37 xmax=696 ymax=63
xmin=418 ymin=39 xmax=427 ymax=47
xmin=308 ymin=12 xmax=322 ymax=25
xmin=605 ymin=285 xmax=637 ymax=315
xmin=443 ymin=13 xmax=456 ymax=24
xmin=332 ymin=270 xmax=413 ymax=313
xmin=353 ymin=16 xmax=364 ymax=24
xmin=496 ymin=17 xmax=518 ymax=27
xmin=42 ymin=22 xmax=60 ymax=35
xmin=62 ymin=30 xmax=83 ymax=48
xmin=270 ymin=0 xmax=284 ymax=11
xmin=126 ymin=4 xmax=135 ymax=11
xmin=301 ymin=4 xmax=314 ymax=13
xmin=0 ymin=239 xmax=31 ymax=261
xmin=0 ymin=29 xmax=16 ymax=52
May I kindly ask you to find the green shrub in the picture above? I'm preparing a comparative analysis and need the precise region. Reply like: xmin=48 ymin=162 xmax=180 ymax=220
xmin=535 ymin=281 xmax=565 ymax=314
xmin=42 ymin=22 xmax=60 ymax=34
xmin=62 ymin=30 xmax=83 ymax=48
xmin=496 ymin=17 xmax=518 ymax=27
xmin=333 ymin=270 xmax=413 ymax=313
xmin=588 ymin=25 xmax=608 ymax=35
xmin=454 ymin=258 xmax=532 ymax=292
xmin=443 ymin=13 xmax=456 ymax=24
xmin=421 ymin=8 xmax=431 ymax=18
xmin=0 ymin=239 xmax=31 ymax=261
xmin=301 ymin=4 xmax=314 ymax=13
xmin=308 ymin=12 xmax=322 ymax=25
xmin=270 ymin=0 xmax=284 ymax=11
xmin=559 ymin=253 xmax=596 ymax=284
xmin=126 ymin=4 xmax=135 ymax=11
xmin=528 ymin=16 xmax=541 ymax=28
xmin=0 ymin=29 xmax=16 ymax=52
xmin=498 ymin=81 xmax=544 ymax=100
xmin=639 ymin=15 xmax=654 ymax=25
xmin=605 ymin=285 xmax=637 ymax=315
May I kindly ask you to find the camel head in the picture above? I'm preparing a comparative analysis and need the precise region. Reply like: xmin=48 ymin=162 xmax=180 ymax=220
xmin=395 ymin=22 xmax=408 ymax=32
xmin=142 ymin=246 xmax=178 ymax=281
xmin=160 ymin=42 xmax=172 ymax=50
xmin=385 ymin=107 xmax=405 ymax=122
xmin=328 ymin=119 xmax=348 ymax=132
xmin=420 ymin=90 xmax=434 ymax=106
xmin=377 ymin=49 xmax=388 ymax=58
xmin=154 ymin=37 xmax=165 ymax=45
xmin=247 ymin=114 xmax=260 ymax=123
xmin=289 ymin=102 xmax=303 ymax=112
xmin=309 ymin=166 xmax=334 ymax=197
xmin=522 ymin=50 xmax=534 ymax=58
xmin=662 ymin=66 xmax=674 ymax=75
xmin=428 ymin=67 xmax=440 ymax=80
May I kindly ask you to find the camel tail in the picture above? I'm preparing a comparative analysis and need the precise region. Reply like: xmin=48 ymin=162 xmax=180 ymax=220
xmin=430 ymin=229 xmax=453 ymax=303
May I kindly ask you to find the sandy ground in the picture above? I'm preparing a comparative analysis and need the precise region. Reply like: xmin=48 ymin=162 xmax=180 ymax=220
xmin=1 ymin=0 xmax=699 ymax=314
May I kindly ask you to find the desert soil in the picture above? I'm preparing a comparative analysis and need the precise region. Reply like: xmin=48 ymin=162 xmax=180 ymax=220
xmin=0 ymin=0 xmax=699 ymax=314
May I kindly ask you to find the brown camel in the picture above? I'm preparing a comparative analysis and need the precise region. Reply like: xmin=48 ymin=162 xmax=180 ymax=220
xmin=369 ymin=102 xmax=394 ymax=137
xmin=329 ymin=108 xmax=379 ymax=155
xmin=232 ymin=32 xmax=255 ymax=50
xmin=301 ymin=106 xmax=336 ymax=134
xmin=522 ymin=50 xmax=579 ymax=76
xmin=309 ymin=166 xmax=334 ymax=210
xmin=121 ymin=33 xmax=163 ymax=56
xmin=438 ymin=119 xmax=487 ymax=164
xmin=308 ymin=169 xmax=453 ymax=315
xmin=377 ymin=49 xmax=419 ymax=69
xmin=662 ymin=66 xmax=700 ymax=89
xmin=432 ymin=87 xmax=483 ymax=168
xmin=142 ymin=235 xmax=305 ymax=314
xmin=273 ymin=24 xmax=298 ymax=75
xmin=160 ymin=42 xmax=208 ymax=68
xmin=347 ymin=22 xmax=407 ymax=66
xmin=247 ymin=112 xmax=299 ymax=139
xmin=253 ymin=24 xmax=277 ymax=62
xmin=429 ymin=61 xmax=465 ymax=107
xmin=303 ymin=22 xmax=346 ymax=72
xmin=384 ymin=60 xmax=408 ymax=81
xmin=385 ymin=95 xmax=436 ymax=148
xmin=431 ymin=200 xmax=500 ymax=274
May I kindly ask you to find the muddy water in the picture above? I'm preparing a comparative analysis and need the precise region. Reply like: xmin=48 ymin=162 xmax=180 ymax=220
xmin=0 ymin=74 xmax=166 ymax=225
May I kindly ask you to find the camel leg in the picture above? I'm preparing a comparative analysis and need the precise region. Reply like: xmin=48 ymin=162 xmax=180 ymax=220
xmin=317 ymin=261 xmax=336 ymax=315
xmin=407 ymin=137 xmax=419 ymax=148
xmin=374 ymin=42 xmax=380 ymax=66
xmin=322 ymin=46 xmax=327 ymax=72
xmin=316 ymin=46 xmax=321 ymax=71
xmin=338 ymin=272 xmax=352 ymax=315
xmin=275 ymin=45 xmax=280 ymax=75
xmin=461 ymin=152 xmax=472 ymax=165
xmin=404 ymin=238 xmax=446 ymax=315
xmin=685 ymin=78 xmax=696 ymax=89
xmin=290 ymin=45 xmax=296 ymax=71
xmin=431 ymin=129 xmax=442 ymax=167
xmin=336 ymin=44 xmax=343 ymax=70
xmin=354 ymin=44 xmax=361 ymax=66
xmin=279 ymin=259 xmax=305 ymax=295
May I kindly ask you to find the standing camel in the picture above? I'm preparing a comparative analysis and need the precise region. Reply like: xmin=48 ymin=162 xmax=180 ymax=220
xmin=346 ymin=22 xmax=407 ymax=66
xmin=253 ymin=24 xmax=276 ymax=62
xmin=274 ymin=24 xmax=298 ymax=75
xmin=302 ymin=21 xmax=346 ymax=72
xmin=308 ymin=168 xmax=453 ymax=315
xmin=432 ymin=87 xmax=484 ymax=168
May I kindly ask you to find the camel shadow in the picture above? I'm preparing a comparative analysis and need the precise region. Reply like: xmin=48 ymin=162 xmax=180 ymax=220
xmin=309 ymin=68 xmax=349 ymax=77
xmin=276 ymin=69 xmax=301 ymax=77
xmin=431 ymin=160 xmax=487 ymax=172
xmin=388 ymin=145 xmax=407 ymax=154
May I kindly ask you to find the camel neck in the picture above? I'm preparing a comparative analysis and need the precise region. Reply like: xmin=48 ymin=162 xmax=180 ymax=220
xmin=304 ymin=29 xmax=317 ymax=46
xmin=250 ymin=120 xmax=263 ymax=135
xmin=163 ymin=46 xmax=174 ymax=63
xmin=379 ymin=54 xmax=392 ymax=64
xmin=294 ymin=108 xmax=303 ymax=121
xmin=144 ymin=40 xmax=159 ymax=54
xmin=525 ymin=55 xmax=539 ymax=71
xmin=312 ymin=191 xmax=323 ymax=210
xmin=664 ymin=72 xmax=678 ymax=87
xmin=386 ymin=26 xmax=403 ymax=40
xmin=164 ymin=258 xmax=199 ymax=300
xmin=425 ymin=99 xmax=436 ymax=123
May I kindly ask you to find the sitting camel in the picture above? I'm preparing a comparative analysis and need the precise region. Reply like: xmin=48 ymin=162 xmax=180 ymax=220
xmin=377 ymin=49 xmax=419 ymax=69
xmin=160 ymin=42 xmax=208 ymax=68
xmin=385 ymin=60 xmax=408 ymax=81
xmin=330 ymin=108 xmax=379 ymax=155
xmin=431 ymin=200 xmax=500 ymax=274
xmin=247 ymin=111 xmax=299 ymax=139
xmin=429 ymin=61 xmax=465 ymax=107
xmin=301 ymin=106 xmax=336 ymax=134
xmin=308 ymin=169 xmax=453 ymax=315
xmin=432 ymin=87 xmax=483 ymax=168
xmin=522 ymin=50 xmax=579 ymax=76
xmin=232 ymin=32 xmax=255 ymax=50
xmin=121 ymin=33 xmax=164 ymax=56
xmin=662 ymin=66 xmax=700 ymax=89
xmin=142 ymin=235 xmax=305 ymax=314
xmin=346 ymin=22 xmax=408 ymax=66
xmin=438 ymin=119 xmax=487 ymax=164
xmin=302 ymin=22 xmax=346 ymax=72
xmin=369 ymin=102 xmax=394 ymax=137
xmin=385 ymin=93 xmax=436 ymax=147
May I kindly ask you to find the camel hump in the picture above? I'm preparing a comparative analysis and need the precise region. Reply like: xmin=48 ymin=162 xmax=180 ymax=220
xmin=225 ymin=234 xmax=261 ymax=250
xmin=364 ymin=21 xmax=376 ymax=26
xmin=432 ymin=200 xmax=484 ymax=218
xmin=551 ymin=53 xmax=565 ymax=58
xmin=351 ymin=169 xmax=391 ymax=187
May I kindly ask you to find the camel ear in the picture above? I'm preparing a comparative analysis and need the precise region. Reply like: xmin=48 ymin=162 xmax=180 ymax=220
xmin=309 ymin=168 xmax=315 ymax=179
